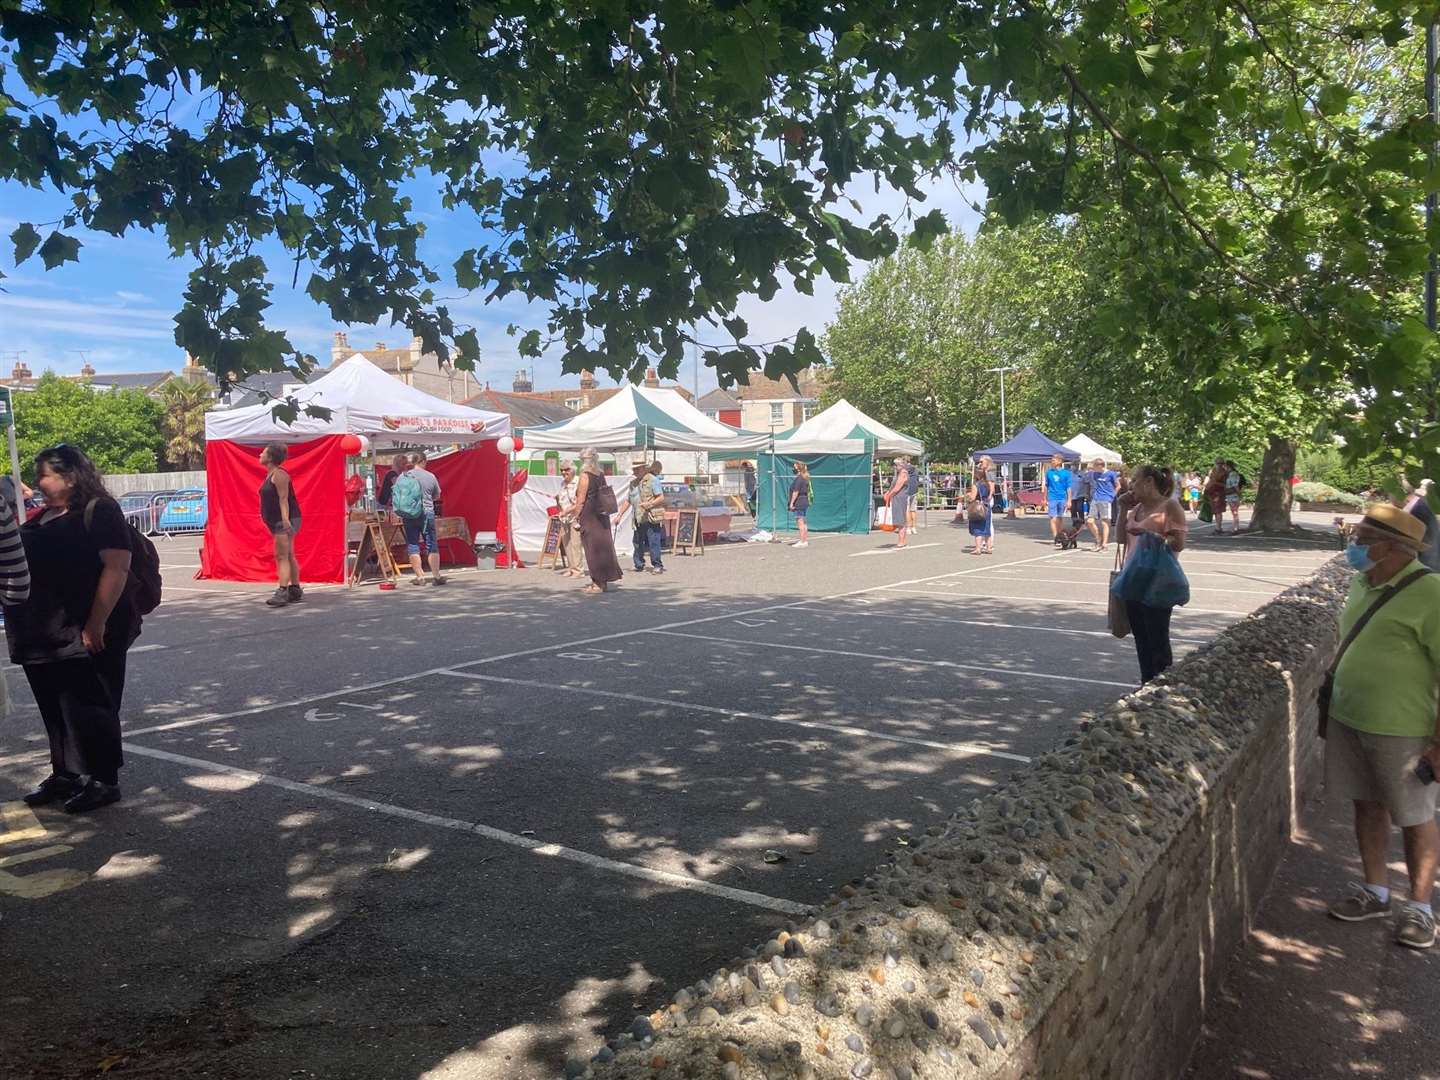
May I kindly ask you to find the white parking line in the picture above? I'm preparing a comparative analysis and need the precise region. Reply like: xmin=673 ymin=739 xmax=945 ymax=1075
xmin=126 ymin=549 xmax=1078 ymax=736
xmin=436 ymin=669 xmax=1033 ymax=762
xmin=849 ymin=543 xmax=942 ymax=557
xmin=123 ymin=743 xmax=811 ymax=916
xmin=878 ymin=588 xmax=1249 ymax=617
xmin=933 ymin=575 xmax=1283 ymax=597
xmin=795 ymin=604 xmax=1212 ymax=644
xmin=648 ymin=630 xmax=1136 ymax=689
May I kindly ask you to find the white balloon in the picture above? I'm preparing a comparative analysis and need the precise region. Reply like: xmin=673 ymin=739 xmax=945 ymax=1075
xmin=496 ymin=435 xmax=516 ymax=455
xmin=356 ymin=434 xmax=372 ymax=454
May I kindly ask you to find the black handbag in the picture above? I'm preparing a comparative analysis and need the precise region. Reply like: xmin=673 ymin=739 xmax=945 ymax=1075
xmin=1319 ymin=567 xmax=1430 ymax=738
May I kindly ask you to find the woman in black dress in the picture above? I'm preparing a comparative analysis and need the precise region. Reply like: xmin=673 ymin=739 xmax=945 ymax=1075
xmin=259 ymin=441 xmax=302 ymax=607
xmin=5 ymin=445 xmax=138 ymax=813
xmin=575 ymin=447 xmax=623 ymax=594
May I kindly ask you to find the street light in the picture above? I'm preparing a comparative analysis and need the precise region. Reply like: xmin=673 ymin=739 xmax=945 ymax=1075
xmin=984 ymin=365 xmax=1020 ymax=442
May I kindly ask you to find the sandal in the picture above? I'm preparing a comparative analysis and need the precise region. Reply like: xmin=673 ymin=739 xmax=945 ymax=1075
xmin=582 ymin=584 xmax=603 ymax=594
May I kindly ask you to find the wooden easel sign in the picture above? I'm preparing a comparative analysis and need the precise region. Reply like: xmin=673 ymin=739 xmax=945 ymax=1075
xmin=674 ymin=508 xmax=704 ymax=555
xmin=538 ymin=515 xmax=565 ymax=569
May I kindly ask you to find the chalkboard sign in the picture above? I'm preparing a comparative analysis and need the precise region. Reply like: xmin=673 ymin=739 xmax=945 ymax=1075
xmin=674 ymin=508 xmax=704 ymax=555
xmin=538 ymin=514 xmax=564 ymax=568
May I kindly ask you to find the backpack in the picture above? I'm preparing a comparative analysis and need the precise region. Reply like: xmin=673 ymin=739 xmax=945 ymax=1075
xmin=392 ymin=472 xmax=424 ymax=518
xmin=905 ymin=466 xmax=919 ymax=497
xmin=85 ymin=498 xmax=162 ymax=615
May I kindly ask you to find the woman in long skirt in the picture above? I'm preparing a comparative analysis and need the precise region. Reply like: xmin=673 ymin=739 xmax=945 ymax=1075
xmin=575 ymin=448 xmax=623 ymax=594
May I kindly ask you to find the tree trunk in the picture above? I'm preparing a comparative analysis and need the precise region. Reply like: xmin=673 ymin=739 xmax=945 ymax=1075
xmin=1248 ymin=435 xmax=1296 ymax=533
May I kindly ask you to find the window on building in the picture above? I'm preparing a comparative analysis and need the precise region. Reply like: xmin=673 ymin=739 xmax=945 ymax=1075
xmin=802 ymin=402 xmax=818 ymax=421
xmin=769 ymin=401 xmax=785 ymax=426
xmin=705 ymin=410 xmax=719 ymax=421
xmin=565 ymin=397 xmax=581 ymax=410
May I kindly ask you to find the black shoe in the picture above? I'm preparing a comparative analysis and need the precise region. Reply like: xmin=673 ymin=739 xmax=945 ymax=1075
xmin=265 ymin=587 xmax=293 ymax=607
xmin=22 ymin=774 xmax=83 ymax=807
xmin=287 ymin=584 xmax=304 ymax=602
xmin=63 ymin=779 xmax=121 ymax=814
xmin=430 ymin=576 xmax=447 ymax=586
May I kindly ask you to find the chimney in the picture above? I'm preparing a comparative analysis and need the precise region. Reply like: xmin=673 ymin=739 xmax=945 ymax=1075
xmin=579 ymin=369 xmax=596 ymax=390
xmin=513 ymin=368 xmax=533 ymax=394
xmin=11 ymin=361 xmax=31 ymax=383
xmin=643 ymin=367 xmax=659 ymax=388
xmin=80 ymin=362 xmax=96 ymax=378
xmin=410 ymin=335 xmax=424 ymax=366
xmin=184 ymin=352 xmax=199 ymax=369
xmin=375 ymin=340 xmax=387 ymax=352
xmin=331 ymin=331 xmax=349 ymax=365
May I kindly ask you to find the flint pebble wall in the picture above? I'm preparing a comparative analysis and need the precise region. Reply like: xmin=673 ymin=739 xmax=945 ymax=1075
xmin=571 ymin=559 xmax=1348 ymax=1080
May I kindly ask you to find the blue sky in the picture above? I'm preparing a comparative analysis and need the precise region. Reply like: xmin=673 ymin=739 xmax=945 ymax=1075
xmin=0 ymin=112 xmax=983 ymax=395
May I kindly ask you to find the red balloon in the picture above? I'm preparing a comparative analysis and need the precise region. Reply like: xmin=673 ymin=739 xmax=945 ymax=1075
xmin=512 ymin=435 xmax=524 ymax=452
xmin=338 ymin=433 xmax=363 ymax=455
xmin=509 ymin=468 xmax=529 ymax=493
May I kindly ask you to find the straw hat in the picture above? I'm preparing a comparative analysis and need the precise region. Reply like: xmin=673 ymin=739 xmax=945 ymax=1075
xmin=1360 ymin=503 xmax=1427 ymax=550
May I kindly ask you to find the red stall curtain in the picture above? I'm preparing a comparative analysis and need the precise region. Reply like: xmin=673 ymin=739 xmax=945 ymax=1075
xmin=199 ymin=437 xmax=348 ymax=584
xmin=427 ymin=443 xmax=508 ymax=565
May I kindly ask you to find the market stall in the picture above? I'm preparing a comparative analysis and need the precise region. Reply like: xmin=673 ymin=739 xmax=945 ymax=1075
xmin=1063 ymin=433 xmax=1124 ymax=465
xmin=715 ymin=399 xmax=924 ymax=534
xmin=200 ymin=357 xmax=510 ymax=584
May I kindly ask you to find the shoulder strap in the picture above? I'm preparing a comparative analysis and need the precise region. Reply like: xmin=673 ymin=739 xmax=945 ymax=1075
xmin=83 ymin=497 xmax=98 ymax=531
xmin=1330 ymin=568 xmax=1432 ymax=675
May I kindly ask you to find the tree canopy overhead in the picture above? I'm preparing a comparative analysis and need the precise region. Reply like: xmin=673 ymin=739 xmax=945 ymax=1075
xmin=1 ymin=0 xmax=1436 ymax=476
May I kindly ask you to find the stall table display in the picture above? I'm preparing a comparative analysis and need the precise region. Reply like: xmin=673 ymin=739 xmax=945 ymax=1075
xmin=348 ymin=512 xmax=472 ymax=584
xmin=661 ymin=506 xmax=732 ymax=550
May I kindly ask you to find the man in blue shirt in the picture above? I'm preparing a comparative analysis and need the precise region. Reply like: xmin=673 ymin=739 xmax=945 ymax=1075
xmin=1044 ymin=453 xmax=1073 ymax=543
xmin=1086 ymin=458 xmax=1120 ymax=551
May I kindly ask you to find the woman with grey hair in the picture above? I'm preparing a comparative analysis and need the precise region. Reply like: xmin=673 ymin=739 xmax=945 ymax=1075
xmin=575 ymin=448 xmax=623 ymax=593
xmin=883 ymin=456 xmax=912 ymax=548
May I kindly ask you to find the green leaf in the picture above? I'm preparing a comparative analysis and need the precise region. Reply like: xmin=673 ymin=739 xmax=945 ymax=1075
xmin=1316 ymin=84 xmax=1353 ymax=117
xmin=10 ymin=223 xmax=41 ymax=266
xmin=835 ymin=30 xmax=867 ymax=61
xmin=723 ymin=316 xmax=749 ymax=340
xmin=37 ymin=230 xmax=81 ymax=270
xmin=908 ymin=209 xmax=949 ymax=251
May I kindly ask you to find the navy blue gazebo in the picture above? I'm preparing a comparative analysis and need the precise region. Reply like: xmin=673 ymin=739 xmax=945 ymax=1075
xmin=971 ymin=424 xmax=1075 ymax=464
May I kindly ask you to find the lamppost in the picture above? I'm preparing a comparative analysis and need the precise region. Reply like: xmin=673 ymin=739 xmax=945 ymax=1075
xmin=984 ymin=365 xmax=1019 ymax=442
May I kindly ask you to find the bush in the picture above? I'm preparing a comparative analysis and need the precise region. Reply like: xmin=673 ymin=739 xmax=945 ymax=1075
xmin=1296 ymin=446 xmax=1393 ymax=494
xmin=1292 ymin=482 xmax=1364 ymax=508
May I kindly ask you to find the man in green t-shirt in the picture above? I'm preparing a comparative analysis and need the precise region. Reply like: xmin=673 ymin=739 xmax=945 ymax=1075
xmin=1326 ymin=503 xmax=1440 ymax=949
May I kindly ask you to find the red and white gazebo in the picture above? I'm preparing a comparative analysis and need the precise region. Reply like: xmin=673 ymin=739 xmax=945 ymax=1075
xmin=199 ymin=357 xmax=511 ymax=584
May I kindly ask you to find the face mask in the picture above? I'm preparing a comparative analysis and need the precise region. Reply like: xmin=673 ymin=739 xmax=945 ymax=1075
xmin=1344 ymin=541 xmax=1375 ymax=571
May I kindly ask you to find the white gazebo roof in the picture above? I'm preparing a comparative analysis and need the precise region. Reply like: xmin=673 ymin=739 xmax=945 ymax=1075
xmin=204 ymin=356 xmax=510 ymax=447
xmin=519 ymin=384 xmax=770 ymax=453
xmin=780 ymin=399 xmax=923 ymax=457
xmin=1063 ymin=433 xmax=1124 ymax=465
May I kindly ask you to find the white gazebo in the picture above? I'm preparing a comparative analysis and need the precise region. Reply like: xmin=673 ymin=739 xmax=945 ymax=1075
xmin=1063 ymin=433 xmax=1124 ymax=465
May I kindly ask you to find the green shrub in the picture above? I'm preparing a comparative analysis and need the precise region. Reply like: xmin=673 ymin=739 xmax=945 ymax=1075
xmin=1293 ymin=482 xmax=1364 ymax=508
xmin=1296 ymin=446 xmax=1393 ymax=494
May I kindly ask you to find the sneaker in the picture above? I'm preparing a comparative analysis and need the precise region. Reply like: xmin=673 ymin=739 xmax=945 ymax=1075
xmin=409 ymin=576 xmax=426 ymax=587
xmin=63 ymin=779 xmax=121 ymax=814
xmin=1397 ymin=904 xmax=1437 ymax=949
xmin=265 ymin=587 xmax=293 ymax=607
xmin=792 ymin=541 xmax=809 ymax=548
xmin=1329 ymin=882 xmax=1391 ymax=922
xmin=287 ymin=584 xmax=304 ymax=603
xmin=430 ymin=576 xmax=447 ymax=586
xmin=652 ymin=565 xmax=665 ymax=574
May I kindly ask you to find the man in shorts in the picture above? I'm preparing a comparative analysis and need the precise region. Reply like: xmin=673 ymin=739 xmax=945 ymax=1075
xmin=1326 ymin=504 xmax=1440 ymax=948
xmin=1086 ymin=458 xmax=1119 ymax=551
xmin=397 ymin=451 xmax=445 ymax=586
xmin=1044 ymin=453 xmax=1072 ymax=543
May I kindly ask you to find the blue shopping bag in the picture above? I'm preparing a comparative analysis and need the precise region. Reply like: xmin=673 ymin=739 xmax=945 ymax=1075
xmin=1110 ymin=532 xmax=1190 ymax=608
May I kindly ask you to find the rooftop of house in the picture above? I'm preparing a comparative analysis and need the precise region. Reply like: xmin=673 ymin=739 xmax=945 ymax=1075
xmin=696 ymin=388 xmax=742 ymax=410
xmin=221 ymin=370 xmax=326 ymax=410
xmin=461 ymin=387 xmax=579 ymax=428
xmin=730 ymin=367 xmax=825 ymax=401
xmin=504 ymin=367 xmax=693 ymax=410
